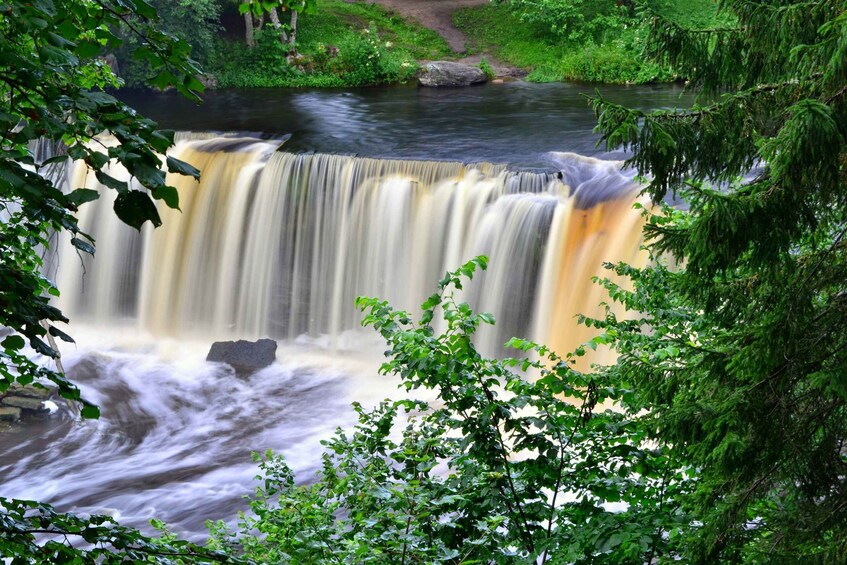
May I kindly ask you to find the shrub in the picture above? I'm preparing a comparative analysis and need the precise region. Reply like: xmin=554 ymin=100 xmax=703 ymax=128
xmin=212 ymin=258 xmax=691 ymax=563
xmin=336 ymin=24 xmax=417 ymax=86
xmin=479 ymin=57 xmax=496 ymax=80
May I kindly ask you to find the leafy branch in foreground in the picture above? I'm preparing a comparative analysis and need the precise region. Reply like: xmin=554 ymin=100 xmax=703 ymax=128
xmin=213 ymin=258 xmax=691 ymax=564
xmin=1 ymin=0 xmax=202 ymax=410
xmin=0 ymin=498 xmax=242 ymax=564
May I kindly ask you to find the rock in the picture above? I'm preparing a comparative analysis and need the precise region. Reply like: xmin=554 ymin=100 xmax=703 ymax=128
xmin=206 ymin=339 xmax=277 ymax=374
xmin=8 ymin=383 xmax=55 ymax=399
xmin=491 ymin=79 xmax=504 ymax=84
xmin=418 ymin=62 xmax=488 ymax=87
xmin=0 ymin=406 xmax=21 ymax=422
xmin=199 ymin=74 xmax=219 ymax=89
xmin=2 ymin=395 xmax=47 ymax=413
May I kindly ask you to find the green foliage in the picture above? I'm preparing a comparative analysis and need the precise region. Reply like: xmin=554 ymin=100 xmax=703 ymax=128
xmin=0 ymin=0 xmax=201 ymax=409
xmin=0 ymin=2 xmax=215 ymax=557
xmin=317 ymin=0 xmax=452 ymax=61
xmin=590 ymin=0 xmax=847 ymax=561
xmin=495 ymin=0 xmax=633 ymax=45
xmin=213 ymin=258 xmax=691 ymax=563
xmin=479 ymin=57 xmax=496 ymax=80
xmin=0 ymin=498 xmax=240 ymax=564
xmin=212 ymin=29 xmax=300 ymax=88
xmin=454 ymin=3 xmax=675 ymax=84
xmin=211 ymin=0 xmax=447 ymax=88
xmin=213 ymin=21 xmax=417 ymax=88
xmin=118 ymin=0 xmax=222 ymax=85
xmin=334 ymin=24 xmax=417 ymax=87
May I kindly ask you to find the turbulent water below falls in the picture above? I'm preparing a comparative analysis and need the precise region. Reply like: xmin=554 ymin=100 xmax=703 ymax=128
xmin=2 ymin=124 xmax=655 ymax=538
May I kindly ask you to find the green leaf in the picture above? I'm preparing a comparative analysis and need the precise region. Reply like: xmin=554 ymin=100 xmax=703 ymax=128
xmin=95 ymin=171 xmax=128 ymax=193
xmin=80 ymin=404 xmax=100 ymax=419
xmin=70 ymin=237 xmax=95 ymax=255
xmin=421 ymin=293 xmax=441 ymax=310
xmin=166 ymin=156 xmax=200 ymax=179
xmin=2 ymin=335 xmax=26 ymax=351
xmin=152 ymin=185 xmax=180 ymax=210
xmin=478 ymin=312 xmax=496 ymax=325
xmin=48 ymin=325 xmax=74 ymax=343
xmin=113 ymin=191 xmax=162 ymax=230
xmin=66 ymin=188 xmax=100 ymax=206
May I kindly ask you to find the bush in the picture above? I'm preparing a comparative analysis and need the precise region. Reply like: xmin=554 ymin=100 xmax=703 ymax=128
xmin=479 ymin=57 xmax=496 ymax=80
xmin=335 ymin=24 xmax=417 ymax=86
xmin=212 ymin=30 xmax=298 ymax=88
xmin=212 ymin=258 xmax=691 ymax=563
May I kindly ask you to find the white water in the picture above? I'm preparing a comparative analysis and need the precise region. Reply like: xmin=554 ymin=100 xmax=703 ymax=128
xmin=1 ymin=134 xmax=647 ymax=537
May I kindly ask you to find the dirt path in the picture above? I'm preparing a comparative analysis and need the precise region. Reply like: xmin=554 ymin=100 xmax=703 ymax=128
xmin=356 ymin=0 xmax=489 ymax=53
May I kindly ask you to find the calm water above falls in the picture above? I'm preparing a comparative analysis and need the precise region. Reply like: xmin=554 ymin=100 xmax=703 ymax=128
xmin=1 ymin=83 xmax=690 ymax=539
xmin=119 ymin=82 xmax=693 ymax=167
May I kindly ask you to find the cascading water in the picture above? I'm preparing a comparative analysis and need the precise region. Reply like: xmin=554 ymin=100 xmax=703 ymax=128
xmin=1 ymin=133 xmax=647 ymax=538
xmin=53 ymin=134 xmax=645 ymax=355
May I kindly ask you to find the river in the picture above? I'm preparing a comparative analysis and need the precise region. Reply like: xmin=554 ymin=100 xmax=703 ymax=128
xmin=0 ymin=82 xmax=691 ymax=540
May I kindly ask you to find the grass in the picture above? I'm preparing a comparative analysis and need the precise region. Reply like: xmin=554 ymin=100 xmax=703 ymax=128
xmin=211 ymin=0 xmax=453 ymax=88
xmin=454 ymin=0 xmax=728 ymax=84
xmin=307 ymin=0 xmax=453 ymax=61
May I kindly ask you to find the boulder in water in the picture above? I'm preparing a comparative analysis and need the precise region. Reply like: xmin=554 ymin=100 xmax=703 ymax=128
xmin=0 ymin=406 xmax=21 ymax=422
xmin=1 ymin=395 xmax=48 ymax=413
xmin=206 ymin=339 xmax=278 ymax=374
xmin=418 ymin=62 xmax=487 ymax=87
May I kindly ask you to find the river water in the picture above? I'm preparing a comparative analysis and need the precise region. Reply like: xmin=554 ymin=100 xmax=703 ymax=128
xmin=118 ymin=82 xmax=692 ymax=166
xmin=0 ymin=82 xmax=692 ymax=539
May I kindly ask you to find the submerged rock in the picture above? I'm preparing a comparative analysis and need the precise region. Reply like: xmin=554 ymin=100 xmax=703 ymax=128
xmin=206 ymin=339 xmax=278 ymax=375
xmin=418 ymin=61 xmax=487 ymax=87
xmin=8 ymin=382 xmax=54 ymax=399
xmin=1 ymin=395 xmax=47 ymax=413
xmin=0 ymin=406 xmax=21 ymax=422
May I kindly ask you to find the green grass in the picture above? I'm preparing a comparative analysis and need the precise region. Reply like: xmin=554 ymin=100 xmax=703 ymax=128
xmin=453 ymin=4 xmax=666 ymax=84
xmin=307 ymin=0 xmax=453 ymax=60
xmin=211 ymin=0 xmax=453 ymax=88
xmin=454 ymin=1 xmax=727 ymax=84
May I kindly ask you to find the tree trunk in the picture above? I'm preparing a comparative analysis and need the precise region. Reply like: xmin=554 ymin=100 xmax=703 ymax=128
xmin=268 ymin=7 xmax=288 ymax=43
xmin=288 ymin=9 xmax=298 ymax=46
xmin=244 ymin=11 xmax=254 ymax=47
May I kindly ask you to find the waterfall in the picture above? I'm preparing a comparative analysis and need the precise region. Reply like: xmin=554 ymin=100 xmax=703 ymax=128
xmin=0 ymin=134 xmax=652 ymax=538
xmin=53 ymin=134 xmax=647 ymax=358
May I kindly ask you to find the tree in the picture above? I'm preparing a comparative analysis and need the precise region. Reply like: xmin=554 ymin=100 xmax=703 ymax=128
xmin=590 ymin=0 xmax=847 ymax=561
xmin=1 ymin=0 xmax=202 ymax=413
xmin=239 ymin=0 xmax=317 ymax=50
xmin=147 ymin=0 xmax=223 ymax=64
xmin=0 ymin=0 xmax=233 ymax=560
xmin=494 ymin=0 xmax=636 ymax=44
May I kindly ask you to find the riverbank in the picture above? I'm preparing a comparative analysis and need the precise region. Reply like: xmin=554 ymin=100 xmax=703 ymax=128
xmin=161 ymin=0 xmax=724 ymax=89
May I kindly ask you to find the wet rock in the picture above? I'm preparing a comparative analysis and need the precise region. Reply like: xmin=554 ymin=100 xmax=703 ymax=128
xmin=418 ymin=62 xmax=487 ymax=87
xmin=0 ymin=406 xmax=21 ymax=422
xmin=2 ymin=395 xmax=47 ymax=413
xmin=207 ymin=339 xmax=277 ymax=375
xmin=8 ymin=383 xmax=55 ymax=399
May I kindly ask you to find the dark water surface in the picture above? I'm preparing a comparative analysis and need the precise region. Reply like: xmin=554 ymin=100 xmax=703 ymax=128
xmin=120 ymin=82 xmax=693 ymax=168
